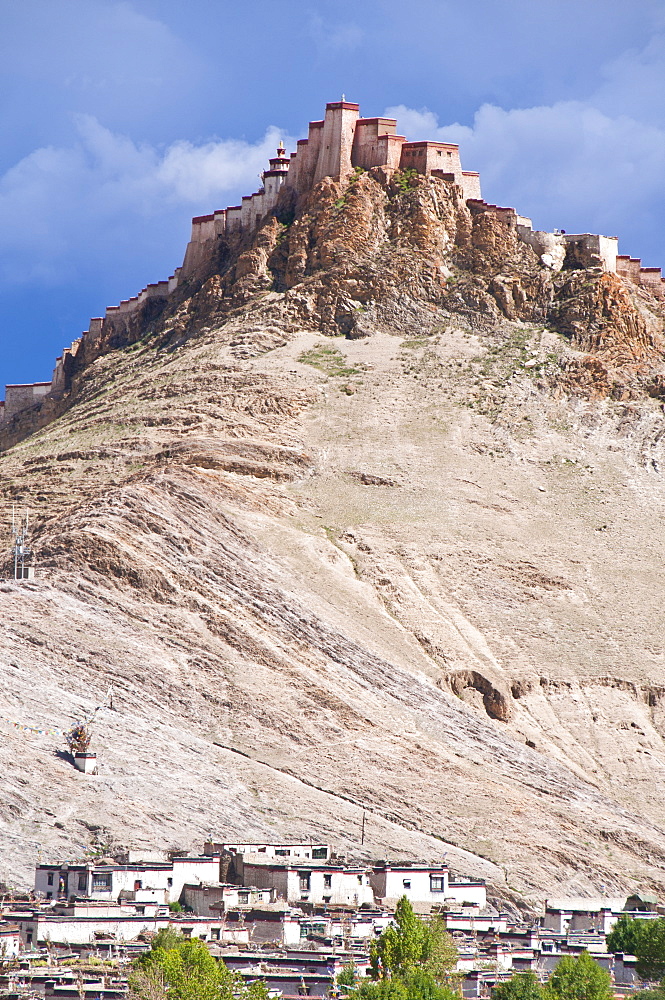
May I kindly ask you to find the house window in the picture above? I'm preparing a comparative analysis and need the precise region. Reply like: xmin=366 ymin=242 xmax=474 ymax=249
xmin=78 ymin=874 xmax=87 ymax=891
xmin=324 ymin=875 xmax=332 ymax=888
xmin=323 ymin=896 xmax=331 ymax=904
xmin=357 ymin=875 xmax=363 ymax=884
xmin=430 ymin=876 xmax=445 ymax=892
xmin=211 ymin=929 xmax=220 ymax=940
xmin=312 ymin=848 xmax=327 ymax=860
xmin=275 ymin=849 xmax=288 ymax=856
xmin=47 ymin=874 xmax=54 ymax=886
xmin=402 ymin=880 xmax=411 ymax=889
xmin=238 ymin=892 xmax=249 ymax=905
xmin=182 ymin=928 xmax=192 ymax=937
xmin=167 ymin=878 xmax=173 ymax=887
xmin=46 ymin=892 xmax=52 ymax=900
xmin=134 ymin=880 xmax=143 ymax=891
xmin=299 ymin=873 xmax=311 ymax=891
xmin=92 ymin=873 xmax=112 ymax=890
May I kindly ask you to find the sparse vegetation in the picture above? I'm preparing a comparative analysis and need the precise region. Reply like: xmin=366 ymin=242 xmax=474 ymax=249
xmin=394 ymin=168 xmax=419 ymax=193
xmin=298 ymin=344 xmax=363 ymax=377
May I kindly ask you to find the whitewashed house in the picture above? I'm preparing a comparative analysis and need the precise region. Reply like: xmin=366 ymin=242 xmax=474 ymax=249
xmin=208 ymin=842 xmax=331 ymax=861
xmin=542 ymin=897 xmax=628 ymax=935
xmin=370 ymin=864 xmax=486 ymax=909
xmin=35 ymin=855 xmax=222 ymax=904
xmin=15 ymin=900 xmax=248 ymax=947
xmin=241 ymin=858 xmax=375 ymax=906
xmin=0 ymin=922 xmax=20 ymax=958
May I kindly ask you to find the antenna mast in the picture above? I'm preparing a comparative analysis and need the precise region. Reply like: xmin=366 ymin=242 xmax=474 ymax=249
xmin=11 ymin=507 xmax=33 ymax=580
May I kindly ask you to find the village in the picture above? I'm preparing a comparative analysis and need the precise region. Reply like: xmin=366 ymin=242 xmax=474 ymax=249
xmin=0 ymin=839 xmax=658 ymax=1000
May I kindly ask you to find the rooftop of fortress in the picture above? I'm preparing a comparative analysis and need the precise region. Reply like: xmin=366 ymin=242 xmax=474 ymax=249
xmin=1 ymin=98 xmax=664 ymax=435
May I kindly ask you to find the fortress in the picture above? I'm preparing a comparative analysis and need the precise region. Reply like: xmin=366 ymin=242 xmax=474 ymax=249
xmin=1 ymin=99 xmax=664 ymax=430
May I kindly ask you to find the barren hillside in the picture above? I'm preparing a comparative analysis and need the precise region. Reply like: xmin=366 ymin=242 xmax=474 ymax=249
xmin=2 ymin=168 xmax=665 ymax=906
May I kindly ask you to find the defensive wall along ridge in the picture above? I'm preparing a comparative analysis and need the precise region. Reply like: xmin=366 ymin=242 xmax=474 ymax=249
xmin=1 ymin=99 xmax=664 ymax=431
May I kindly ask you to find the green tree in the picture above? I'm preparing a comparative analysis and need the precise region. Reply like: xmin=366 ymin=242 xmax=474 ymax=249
xmin=606 ymin=914 xmax=649 ymax=957
xmin=492 ymin=972 xmax=543 ymax=1000
xmin=370 ymin=898 xmax=458 ymax=983
xmin=546 ymin=952 xmax=613 ymax=1000
xmin=634 ymin=919 xmax=665 ymax=982
xmin=130 ymin=931 xmax=268 ymax=1000
xmin=423 ymin=916 xmax=461 ymax=989
xmin=638 ymin=987 xmax=665 ymax=1000
xmin=348 ymin=969 xmax=458 ymax=1000
xmin=371 ymin=897 xmax=429 ymax=978
xmin=338 ymin=965 xmax=358 ymax=988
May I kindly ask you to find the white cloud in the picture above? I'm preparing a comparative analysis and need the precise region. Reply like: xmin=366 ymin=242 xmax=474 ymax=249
xmin=0 ymin=117 xmax=297 ymax=286
xmin=385 ymin=101 xmax=665 ymax=262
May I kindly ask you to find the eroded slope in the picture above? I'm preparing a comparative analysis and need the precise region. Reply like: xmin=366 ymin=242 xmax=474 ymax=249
xmin=2 ymin=169 xmax=665 ymax=903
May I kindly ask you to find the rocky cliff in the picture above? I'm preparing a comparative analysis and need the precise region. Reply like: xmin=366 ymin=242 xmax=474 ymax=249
xmin=2 ymin=167 xmax=665 ymax=905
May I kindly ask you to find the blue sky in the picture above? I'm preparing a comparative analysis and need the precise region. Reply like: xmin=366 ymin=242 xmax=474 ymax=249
xmin=2 ymin=0 xmax=665 ymax=389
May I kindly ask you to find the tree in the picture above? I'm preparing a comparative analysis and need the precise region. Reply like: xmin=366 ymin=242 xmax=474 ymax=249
xmin=338 ymin=965 xmax=359 ymax=988
xmin=606 ymin=914 xmax=649 ymax=957
xmin=424 ymin=916 xmax=461 ymax=989
xmin=129 ymin=931 xmax=268 ymax=1000
xmin=633 ymin=920 xmax=665 ymax=982
xmin=546 ymin=952 xmax=613 ymax=1000
xmin=492 ymin=972 xmax=543 ymax=1000
xmin=370 ymin=898 xmax=458 ymax=983
xmin=346 ymin=969 xmax=458 ymax=1000
xmin=606 ymin=915 xmax=665 ymax=982
xmin=371 ymin=897 xmax=429 ymax=979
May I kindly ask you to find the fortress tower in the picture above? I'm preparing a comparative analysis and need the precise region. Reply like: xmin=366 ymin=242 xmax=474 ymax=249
xmin=313 ymin=100 xmax=360 ymax=184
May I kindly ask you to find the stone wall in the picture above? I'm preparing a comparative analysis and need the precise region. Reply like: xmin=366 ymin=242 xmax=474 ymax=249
xmin=617 ymin=255 xmax=665 ymax=298
xmin=3 ymin=383 xmax=51 ymax=420
xmin=517 ymin=224 xmax=567 ymax=270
